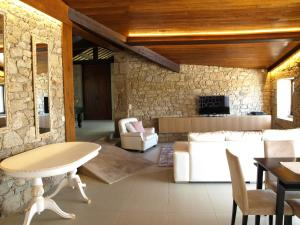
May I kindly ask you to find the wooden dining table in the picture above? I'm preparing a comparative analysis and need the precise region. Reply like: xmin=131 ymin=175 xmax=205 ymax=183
xmin=255 ymin=157 xmax=300 ymax=225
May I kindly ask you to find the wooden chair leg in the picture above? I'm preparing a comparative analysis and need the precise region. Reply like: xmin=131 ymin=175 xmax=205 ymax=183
xmin=284 ymin=216 xmax=292 ymax=225
xmin=269 ymin=215 xmax=273 ymax=225
xmin=231 ymin=201 xmax=237 ymax=225
xmin=255 ymin=215 xmax=260 ymax=225
xmin=242 ymin=215 xmax=248 ymax=225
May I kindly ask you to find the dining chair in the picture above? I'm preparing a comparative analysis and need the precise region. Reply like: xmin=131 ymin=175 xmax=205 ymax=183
xmin=286 ymin=200 xmax=300 ymax=223
xmin=264 ymin=140 xmax=299 ymax=198
xmin=226 ymin=149 xmax=293 ymax=225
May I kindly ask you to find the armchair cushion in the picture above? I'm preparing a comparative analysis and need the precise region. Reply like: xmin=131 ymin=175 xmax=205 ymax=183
xmin=144 ymin=127 xmax=155 ymax=134
xmin=125 ymin=123 xmax=137 ymax=132
xmin=131 ymin=121 xmax=145 ymax=133
xmin=143 ymin=133 xmax=157 ymax=141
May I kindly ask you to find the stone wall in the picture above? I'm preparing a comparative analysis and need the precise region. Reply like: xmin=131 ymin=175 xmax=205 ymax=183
xmin=112 ymin=51 xmax=269 ymax=141
xmin=268 ymin=52 xmax=300 ymax=129
xmin=0 ymin=1 xmax=65 ymax=215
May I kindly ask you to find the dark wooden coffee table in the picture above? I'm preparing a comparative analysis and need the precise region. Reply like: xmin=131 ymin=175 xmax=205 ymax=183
xmin=255 ymin=157 xmax=300 ymax=225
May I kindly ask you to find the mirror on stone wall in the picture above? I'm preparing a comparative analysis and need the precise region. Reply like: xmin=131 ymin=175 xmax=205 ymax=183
xmin=33 ymin=39 xmax=51 ymax=135
xmin=0 ymin=14 xmax=7 ymax=128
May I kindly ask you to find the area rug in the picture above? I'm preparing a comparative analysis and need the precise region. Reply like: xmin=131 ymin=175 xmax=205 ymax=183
xmin=81 ymin=144 xmax=154 ymax=184
xmin=158 ymin=144 xmax=173 ymax=167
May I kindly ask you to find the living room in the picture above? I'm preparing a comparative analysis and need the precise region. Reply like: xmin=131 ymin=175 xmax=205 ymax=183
xmin=0 ymin=1 xmax=300 ymax=225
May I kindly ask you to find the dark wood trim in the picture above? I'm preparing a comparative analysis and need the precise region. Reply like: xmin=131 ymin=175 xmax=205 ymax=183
xmin=127 ymin=32 xmax=300 ymax=46
xmin=69 ymin=8 xmax=126 ymax=42
xmin=68 ymin=8 xmax=180 ymax=73
xmin=267 ymin=44 xmax=300 ymax=71
xmin=73 ymin=24 xmax=121 ymax=52
xmin=62 ymin=23 xmax=76 ymax=141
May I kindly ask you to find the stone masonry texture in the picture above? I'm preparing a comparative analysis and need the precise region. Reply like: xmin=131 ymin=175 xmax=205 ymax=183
xmin=112 ymin=51 xmax=270 ymax=142
xmin=0 ymin=1 xmax=65 ymax=215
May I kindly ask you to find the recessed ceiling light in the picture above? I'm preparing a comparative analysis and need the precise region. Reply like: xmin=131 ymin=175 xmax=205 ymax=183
xmin=128 ymin=28 xmax=300 ymax=37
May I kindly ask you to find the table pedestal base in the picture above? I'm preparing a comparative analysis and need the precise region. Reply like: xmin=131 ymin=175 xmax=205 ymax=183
xmin=47 ymin=169 xmax=91 ymax=204
xmin=24 ymin=178 xmax=75 ymax=225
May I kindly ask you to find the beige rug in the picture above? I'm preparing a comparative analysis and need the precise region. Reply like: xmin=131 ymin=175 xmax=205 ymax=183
xmin=81 ymin=144 xmax=154 ymax=184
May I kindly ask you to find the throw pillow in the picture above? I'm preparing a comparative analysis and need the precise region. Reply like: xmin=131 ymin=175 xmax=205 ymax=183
xmin=125 ymin=122 xmax=137 ymax=132
xmin=131 ymin=121 xmax=145 ymax=133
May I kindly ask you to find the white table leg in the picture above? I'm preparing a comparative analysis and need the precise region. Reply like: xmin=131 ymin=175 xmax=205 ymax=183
xmin=47 ymin=178 xmax=69 ymax=199
xmin=23 ymin=178 xmax=75 ymax=225
xmin=23 ymin=202 xmax=37 ymax=225
xmin=72 ymin=173 xmax=91 ymax=204
xmin=44 ymin=198 xmax=75 ymax=219
xmin=68 ymin=170 xmax=91 ymax=204
xmin=47 ymin=170 xmax=91 ymax=204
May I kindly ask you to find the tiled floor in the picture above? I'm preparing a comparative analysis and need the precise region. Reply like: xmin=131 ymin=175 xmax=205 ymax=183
xmin=1 ymin=146 xmax=300 ymax=225
xmin=76 ymin=120 xmax=114 ymax=141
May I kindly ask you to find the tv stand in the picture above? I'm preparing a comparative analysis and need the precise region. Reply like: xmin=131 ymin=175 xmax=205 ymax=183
xmin=158 ymin=115 xmax=271 ymax=133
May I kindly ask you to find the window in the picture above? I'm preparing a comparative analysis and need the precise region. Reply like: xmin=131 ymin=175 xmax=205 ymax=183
xmin=277 ymin=78 xmax=294 ymax=121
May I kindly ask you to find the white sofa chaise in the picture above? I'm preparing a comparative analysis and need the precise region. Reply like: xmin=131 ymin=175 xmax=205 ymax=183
xmin=174 ymin=129 xmax=300 ymax=182
xmin=118 ymin=118 xmax=158 ymax=151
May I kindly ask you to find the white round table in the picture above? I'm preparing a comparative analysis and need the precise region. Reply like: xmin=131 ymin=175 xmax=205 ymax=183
xmin=0 ymin=142 xmax=101 ymax=225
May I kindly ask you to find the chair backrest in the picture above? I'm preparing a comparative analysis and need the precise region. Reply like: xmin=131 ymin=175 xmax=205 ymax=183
xmin=118 ymin=118 xmax=138 ymax=134
xmin=264 ymin=140 xmax=296 ymax=158
xmin=264 ymin=140 xmax=296 ymax=186
xmin=226 ymin=149 xmax=248 ymax=211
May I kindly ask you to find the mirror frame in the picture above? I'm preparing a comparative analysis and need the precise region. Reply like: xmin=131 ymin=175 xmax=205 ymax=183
xmin=0 ymin=11 xmax=10 ymax=132
xmin=32 ymin=36 xmax=52 ymax=138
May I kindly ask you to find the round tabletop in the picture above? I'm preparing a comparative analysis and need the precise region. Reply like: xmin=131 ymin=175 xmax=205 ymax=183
xmin=0 ymin=142 xmax=101 ymax=178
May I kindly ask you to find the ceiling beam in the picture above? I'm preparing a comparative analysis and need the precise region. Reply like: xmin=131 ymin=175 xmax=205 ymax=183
xmin=127 ymin=32 xmax=300 ymax=46
xmin=267 ymin=44 xmax=300 ymax=71
xmin=73 ymin=24 xmax=121 ymax=52
xmin=68 ymin=8 xmax=180 ymax=72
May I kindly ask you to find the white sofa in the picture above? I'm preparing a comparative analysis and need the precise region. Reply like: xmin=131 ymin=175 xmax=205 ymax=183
xmin=174 ymin=128 xmax=300 ymax=182
xmin=118 ymin=118 xmax=158 ymax=151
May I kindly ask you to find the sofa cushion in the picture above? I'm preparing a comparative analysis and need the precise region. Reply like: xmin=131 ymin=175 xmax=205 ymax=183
xmin=189 ymin=131 xmax=225 ymax=142
xmin=225 ymin=131 xmax=263 ymax=141
xmin=263 ymin=128 xmax=300 ymax=141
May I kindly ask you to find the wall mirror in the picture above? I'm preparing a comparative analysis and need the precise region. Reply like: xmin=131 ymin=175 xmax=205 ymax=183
xmin=32 ymin=38 xmax=51 ymax=135
xmin=0 ymin=14 xmax=7 ymax=129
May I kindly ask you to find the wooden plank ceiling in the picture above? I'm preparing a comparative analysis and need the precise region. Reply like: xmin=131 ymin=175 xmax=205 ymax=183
xmin=64 ymin=0 xmax=300 ymax=69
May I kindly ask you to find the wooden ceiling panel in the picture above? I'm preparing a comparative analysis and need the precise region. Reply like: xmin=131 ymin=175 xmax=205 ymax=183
xmin=65 ymin=0 xmax=300 ymax=36
xmin=64 ymin=0 xmax=300 ymax=69
xmin=148 ymin=41 xmax=300 ymax=69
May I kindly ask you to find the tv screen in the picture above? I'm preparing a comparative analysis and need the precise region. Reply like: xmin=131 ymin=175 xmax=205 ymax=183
xmin=198 ymin=96 xmax=230 ymax=115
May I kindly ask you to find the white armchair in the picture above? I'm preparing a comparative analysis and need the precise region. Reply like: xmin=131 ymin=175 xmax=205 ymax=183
xmin=118 ymin=118 xmax=158 ymax=151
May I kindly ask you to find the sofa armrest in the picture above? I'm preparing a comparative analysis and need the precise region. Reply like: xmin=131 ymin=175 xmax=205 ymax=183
xmin=144 ymin=127 xmax=155 ymax=134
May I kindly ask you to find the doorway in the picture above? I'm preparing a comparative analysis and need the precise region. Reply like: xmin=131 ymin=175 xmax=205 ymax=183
xmin=72 ymin=37 xmax=115 ymax=142
xmin=83 ymin=63 xmax=112 ymax=120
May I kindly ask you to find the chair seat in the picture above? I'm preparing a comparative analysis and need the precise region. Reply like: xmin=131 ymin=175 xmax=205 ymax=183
xmin=244 ymin=190 xmax=293 ymax=215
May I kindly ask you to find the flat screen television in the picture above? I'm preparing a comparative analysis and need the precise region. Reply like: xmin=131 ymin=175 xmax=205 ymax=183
xmin=198 ymin=95 xmax=230 ymax=115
